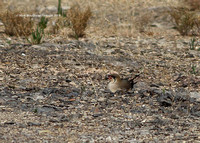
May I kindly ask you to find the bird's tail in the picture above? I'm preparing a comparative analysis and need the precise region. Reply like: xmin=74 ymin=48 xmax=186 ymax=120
xmin=129 ymin=73 xmax=140 ymax=88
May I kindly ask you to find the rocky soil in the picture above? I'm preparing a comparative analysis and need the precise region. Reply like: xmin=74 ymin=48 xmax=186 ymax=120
xmin=0 ymin=0 xmax=200 ymax=142
xmin=0 ymin=36 xmax=200 ymax=142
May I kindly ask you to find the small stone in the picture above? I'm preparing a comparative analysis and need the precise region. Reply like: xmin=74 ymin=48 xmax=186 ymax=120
xmin=106 ymin=136 xmax=112 ymax=142
xmin=27 ymin=122 xmax=41 ymax=126
xmin=190 ymin=92 xmax=200 ymax=101
xmin=98 ymin=97 xmax=106 ymax=102
xmin=36 ymin=106 xmax=56 ymax=114
xmin=59 ymin=115 xmax=69 ymax=122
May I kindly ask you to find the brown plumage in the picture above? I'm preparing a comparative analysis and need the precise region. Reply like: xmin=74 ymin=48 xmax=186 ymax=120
xmin=106 ymin=73 xmax=133 ymax=93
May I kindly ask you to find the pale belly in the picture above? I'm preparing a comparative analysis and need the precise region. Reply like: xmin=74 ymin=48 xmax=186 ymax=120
xmin=108 ymin=82 xmax=120 ymax=93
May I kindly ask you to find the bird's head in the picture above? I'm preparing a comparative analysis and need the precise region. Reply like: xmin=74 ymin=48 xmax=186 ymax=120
xmin=106 ymin=73 xmax=120 ymax=82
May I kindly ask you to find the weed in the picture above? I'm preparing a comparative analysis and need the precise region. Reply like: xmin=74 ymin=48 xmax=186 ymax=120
xmin=191 ymin=65 xmax=197 ymax=74
xmin=51 ymin=16 xmax=70 ymax=34
xmin=58 ymin=0 xmax=66 ymax=17
xmin=29 ymin=26 xmax=43 ymax=44
xmin=67 ymin=4 xmax=92 ymax=39
xmin=135 ymin=12 xmax=153 ymax=32
xmin=169 ymin=8 xmax=198 ymax=36
xmin=28 ymin=16 xmax=48 ymax=44
xmin=6 ymin=40 xmax=11 ymax=45
xmin=0 ymin=11 xmax=33 ymax=36
xmin=189 ymin=38 xmax=199 ymax=50
xmin=38 ymin=16 xmax=48 ymax=33
xmin=162 ymin=88 xmax=166 ymax=94
xmin=33 ymin=108 xmax=38 ymax=113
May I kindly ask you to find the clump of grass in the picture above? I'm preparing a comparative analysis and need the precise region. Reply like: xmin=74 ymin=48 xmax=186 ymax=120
xmin=0 ymin=11 xmax=33 ymax=36
xmin=67 ymin=4 xmax=92 ymax=39
xmin=50 ymin=16 xmax=70 ymax=34
xmin=29 ymin=26 xmax=43 ymax=44
xmin=28 ymin=16 xmax=48 ymax=44
xmin=189 ymin=37 xmax=199 ymax=50
xmin=134 ymin=12 xmax=153 ymax=33
xmin=48 ymin=0 xmax=69 ymax=34
xmin=38 ymin=16 xmax=48 ymax=33
xmin=169 ymin=7 xmax=200 ymax=36
xmin=185 ymin=0 xmax=200 ymax=11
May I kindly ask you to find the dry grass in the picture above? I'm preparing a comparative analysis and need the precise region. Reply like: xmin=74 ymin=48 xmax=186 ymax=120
xmin=0 ymin=11 xmax=34 ymax=36
xmin=169 ymin=7 xmax=200 ymax=36
xmin=185 ymin=0 xmax=200 ymax=10
xmin=67 ymin=4 xmax=92 ymax=38
xmin=0 ymin=0 xmax=182 ymax=38
xmin=134 ymin=12 xmax=154 ymax=33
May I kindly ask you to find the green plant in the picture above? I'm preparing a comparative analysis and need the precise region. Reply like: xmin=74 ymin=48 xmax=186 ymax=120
xmin=67 ymin=4 xmax=92 ymax=39
xmin=191 ymin=65 xmax=197 ymax=74
xmin=169 ymin=8 xmax=199 ymax=36
xmin=28 ymin=17 xmax=48 ymax=44
xmin=38 ymin=16 xmax=48 ymax=33
xmin=6 ymin=40 xmax=11 ymax=45
xmin=28 ymin=26 xmax=43 ymax=44
xmin=33 ymin=108 xmax=38 ymax=113
xmin=57 ymin=0 xmax=66 ymax=17
xmin=162 ymin=88 xmax=166 ymax=94
xmin=189 ymin=38 xmax=199 ymax=50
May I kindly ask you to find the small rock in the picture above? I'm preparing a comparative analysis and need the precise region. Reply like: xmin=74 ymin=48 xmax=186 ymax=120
xmin=33 ymin=92 xmax=44 ymax=101
xmin=59 ymin=115 xmax=69 ymax=122
xmin=98 ymin=97 xmax=106 ymax=102
xmin=38 ymin=130 xmax=51 ymax=135
xmin=106 ymin=136 xmax=112 ymax=142
xmin=134 ymin=82 xmax=149 ymax=90
xmin=157 ymin=92 xmax=173 ymax=107
xmin=4 ymin=121 xmax=15 ymax=125
xmin=190 ymin=92 xmax=200 ymax=101
xmin=36 ymin=106 xmax=56 ymax=114
xmin=27 ymin=122 xmax=41 ymax=126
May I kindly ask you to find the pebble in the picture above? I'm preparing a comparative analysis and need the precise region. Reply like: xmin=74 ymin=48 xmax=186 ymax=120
xmin=190 ymin=92 xmax=200 ymax=101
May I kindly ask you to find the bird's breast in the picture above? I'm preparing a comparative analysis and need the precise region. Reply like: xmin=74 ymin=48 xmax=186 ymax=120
xmin=108 ymin=82 xmax=120 ymax=93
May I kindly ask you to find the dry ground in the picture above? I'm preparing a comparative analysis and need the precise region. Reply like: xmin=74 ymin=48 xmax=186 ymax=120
xmin=0 ymin=0 xmax=200 ymax=142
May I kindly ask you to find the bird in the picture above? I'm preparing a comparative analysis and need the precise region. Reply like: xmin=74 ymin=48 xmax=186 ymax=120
xmin=106 ymin=73 xmax=134 ymax=93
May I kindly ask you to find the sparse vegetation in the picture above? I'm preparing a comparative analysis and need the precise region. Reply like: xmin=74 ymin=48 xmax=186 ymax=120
xmin=28 ymin=26 xmax=43 ymax=44
xmin=0 ymin=11 xmax=33 ymax=36
xmin=28 ymin=16 xmax=48 ymax=44
xmin=38 ymin=16 xmax=48 ymax=33
xmin=191 ymin=65 xmax=198 ymax=75
xmin=189 ymin=37 xmax=199 ymax=50
xmin=135 ymin=12 xmax=153 ymax=32
xmin=169 ymin=7 xmax=200 ymax=36
xmin=58 ymin=0 xmax=66 ymax=17
xmin=67 ymin=4 xmax=92 ymax=39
